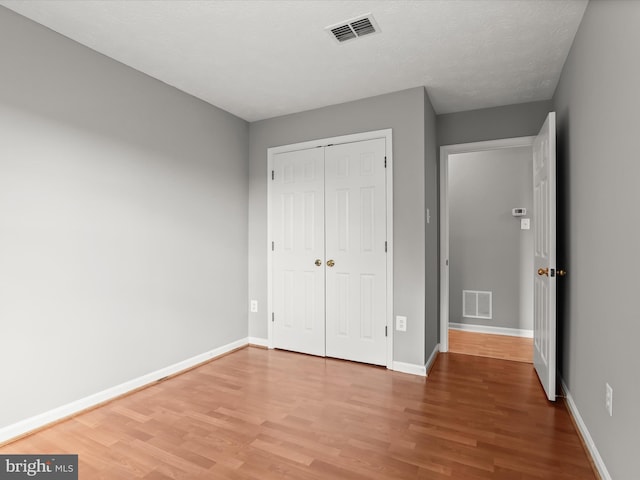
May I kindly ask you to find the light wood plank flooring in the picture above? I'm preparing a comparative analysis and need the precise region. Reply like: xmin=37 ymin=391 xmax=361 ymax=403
xmin=448 ymin=329 xmax=534 ymax=363
xmin=1 ymin=347 xmax=595 ymax=479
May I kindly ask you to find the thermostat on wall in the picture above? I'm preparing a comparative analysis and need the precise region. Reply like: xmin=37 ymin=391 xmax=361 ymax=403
xmin=512 ymin=208 xmax=527 ymax=217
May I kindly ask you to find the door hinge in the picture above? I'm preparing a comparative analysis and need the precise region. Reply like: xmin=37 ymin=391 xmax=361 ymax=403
xmin=272 ymin=312 xmax=275 ymax=322
xmin=385 ymin=241 xmax=387 ymax=252
xmin=271 ymin=170 xmax=274 ymax=180
xmin=384 ymin=156 xmax=387 ymax=168
xmin=272 ymin=241 xmax=274 ymax=251
xmin=385 ymin=326 xmax=388 ymax=337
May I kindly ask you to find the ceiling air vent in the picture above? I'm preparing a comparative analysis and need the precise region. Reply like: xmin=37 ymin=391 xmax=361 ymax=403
xmin=326 ymin=13 xmax=380 ymax=44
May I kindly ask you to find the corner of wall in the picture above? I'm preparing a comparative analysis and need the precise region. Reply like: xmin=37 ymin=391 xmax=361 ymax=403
xmin=424 ymin=88 xmax=439 ymax=363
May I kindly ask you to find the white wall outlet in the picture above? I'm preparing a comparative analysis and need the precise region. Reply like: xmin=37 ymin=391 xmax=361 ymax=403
xmin=250 ymin=300 xmax=258 ymax=313
xmin=396 ymin=315 xmax=407 ymax=332
xmin=521 ymin=218 xmax=530 ymax=230
xmin=605 ymin=383 xmax=613 ymax=416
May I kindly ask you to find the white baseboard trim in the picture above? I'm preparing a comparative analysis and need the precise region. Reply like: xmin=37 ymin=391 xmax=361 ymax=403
xmin=560 ymin=377 xmax=611 ymax=480
xmin=449 ymin=322 xmax=533 ymax=338
xmin=425 ymin=343 xmax=440 ymax=376
xmin=392 ymin=361 xmax=426 ymax=377
xmin=393 ymin=343 xmax=440 ymax=378
xmin=0 ymin=337 xmax=249 ymax=445
xmin=248 ymin=337 xmax=269 ymax=348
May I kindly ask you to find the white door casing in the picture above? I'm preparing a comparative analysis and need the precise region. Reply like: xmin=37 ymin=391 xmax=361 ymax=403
xmin=324 ymin=139 xmax=387 ymax=366
xmin=533 ymin=112 xmax=557 ymax=402
xmin=267 ymin=130 xmax=393 ymax=368
xmin=271 ymin=147 xmax=325 ymax=356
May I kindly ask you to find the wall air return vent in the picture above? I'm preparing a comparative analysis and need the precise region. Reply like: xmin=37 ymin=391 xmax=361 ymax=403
xmin=463 ymin=290 xmax=492 ymax=319
xmin=326 ymin=13 xmax=380 ymax=44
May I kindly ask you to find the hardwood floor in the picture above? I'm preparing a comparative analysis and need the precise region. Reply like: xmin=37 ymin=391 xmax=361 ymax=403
xmin=448 ymin=329 xmax=534 ymax=363
xmin=1 ymin=347 xmax=596 ymax=479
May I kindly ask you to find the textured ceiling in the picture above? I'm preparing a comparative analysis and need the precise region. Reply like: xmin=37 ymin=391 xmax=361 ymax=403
xmin=0 ymin=0 xmax=587 ymax=122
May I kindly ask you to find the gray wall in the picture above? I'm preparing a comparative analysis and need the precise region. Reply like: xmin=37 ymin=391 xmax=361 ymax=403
xmin=448 ymin=148 xmax=533 ymax=331
xmin=249 ymin=87 xmax=435 ymax=366
xmin=0 ymin=7 xmax=249 ymax=428
xmin=437 ymin=100 xmax=552 ymax=147
xmin=553 ymin=1 xmax=640 ymax=477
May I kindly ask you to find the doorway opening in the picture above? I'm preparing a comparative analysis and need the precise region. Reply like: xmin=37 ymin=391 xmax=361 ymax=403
xmin=440 ymin=137 xmax=535 ymax=363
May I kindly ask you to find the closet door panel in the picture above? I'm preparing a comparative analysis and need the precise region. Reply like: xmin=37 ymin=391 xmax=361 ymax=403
xmin=325 ymin=139 xmax=387 ymax=365
xmin=271 ymin=148 xmax=325 ymax=356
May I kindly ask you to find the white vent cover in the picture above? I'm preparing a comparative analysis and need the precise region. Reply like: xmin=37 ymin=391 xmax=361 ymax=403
xmin=325 ymin=13 xmax=380 ymax=44
xmin=463 ymin=290 xmax=492 ymax=319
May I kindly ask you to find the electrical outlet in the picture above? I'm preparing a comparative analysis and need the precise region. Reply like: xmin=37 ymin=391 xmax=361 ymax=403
xmin=250 ymin=300 xmax=258 ymax=313
xmin=396 ymin=315 xmax=407 ymax=332
xmin=605 ymin=383 xmax=613 ymax=416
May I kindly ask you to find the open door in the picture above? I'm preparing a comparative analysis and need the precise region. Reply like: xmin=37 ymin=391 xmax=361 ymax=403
xmin=533 ymin=112 xmax=558 ymax=401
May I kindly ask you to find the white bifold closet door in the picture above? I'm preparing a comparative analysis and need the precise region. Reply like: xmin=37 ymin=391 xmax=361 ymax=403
xmin=271 ymin=138 xmax=387 ymax=365
xmin=324 ymin=139 xmax=387 ymax=365
xmin=271 ymin=147 xmax=326 ymax=357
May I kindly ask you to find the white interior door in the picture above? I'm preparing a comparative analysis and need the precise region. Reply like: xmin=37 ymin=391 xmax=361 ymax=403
xmin=324 ymin=139 xmax=387 ymax=365
xmin=533 ymin=112 xmax=557 ymax=401
xmin=271 ymin=148 xmax=325 ymax=356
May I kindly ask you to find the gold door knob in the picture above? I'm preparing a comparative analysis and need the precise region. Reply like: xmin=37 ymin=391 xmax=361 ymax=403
xmin=315 ymin=259 xmax=322 ymax=267
xmin=557 ymin=269 xmax=567 ymax=277
xmin=537 ymin=268 xmax=549 ymax=277
xmin=327 ymin=259 xmax=335 ymax=267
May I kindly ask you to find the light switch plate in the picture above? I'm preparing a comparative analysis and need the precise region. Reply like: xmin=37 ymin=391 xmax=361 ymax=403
xmin=606 ymin=383 xmax=613 ymax=416
xmin=521 ymin=218 xmax=530 ymax=230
